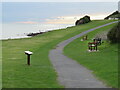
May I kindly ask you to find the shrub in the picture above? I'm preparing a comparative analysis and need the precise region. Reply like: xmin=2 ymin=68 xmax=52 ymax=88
xmin=84 ymin=16 xmax=91 ymax=23
xmin=107 ymin=22 xmax=120 ymax=43
xmin=75 ymin=15 xmax=91 ymax=25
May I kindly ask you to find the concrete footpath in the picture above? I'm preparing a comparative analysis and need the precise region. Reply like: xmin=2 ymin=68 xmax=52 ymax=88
xmin=49 ymin=21 xmax=118 ymax=88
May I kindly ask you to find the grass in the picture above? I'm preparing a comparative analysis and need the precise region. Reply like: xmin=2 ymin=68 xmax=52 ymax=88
xmin=64 ymin=22 xmax=118 ymax=88
xmin=2 ymin=20 xmax=116 ymax=88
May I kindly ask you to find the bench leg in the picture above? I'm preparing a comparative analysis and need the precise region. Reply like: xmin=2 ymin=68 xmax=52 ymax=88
xmin=96 ymin=46 xmax=97 ymax=51
xmin=89 ymin=47 xmax=90 ymax=50
xmin=94 ymin=46 xmax=95 ymax=50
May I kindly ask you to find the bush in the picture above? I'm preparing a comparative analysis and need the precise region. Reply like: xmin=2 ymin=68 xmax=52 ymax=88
xmin=107 ymin=22 xmax=120 ymax=43
xmin=84 ymin=16 xmax=91 ymax=23
xmin=75 ymin=15 xmax=91 ymax=25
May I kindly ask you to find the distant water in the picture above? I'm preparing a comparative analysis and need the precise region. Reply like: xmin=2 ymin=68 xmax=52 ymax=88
xmin=1 ymin=23 xmax=74 ymax=40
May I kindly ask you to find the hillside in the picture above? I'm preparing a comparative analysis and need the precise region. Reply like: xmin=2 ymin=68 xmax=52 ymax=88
xmin=104 ymin=11 xmax=120 ymax=20
xmin=2 ymin=20 xmax=116 ymax=88
xmin=64 ymin=22 xmax=118 ymax=88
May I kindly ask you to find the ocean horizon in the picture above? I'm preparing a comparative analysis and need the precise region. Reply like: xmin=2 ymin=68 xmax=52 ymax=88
xmin=2 ymin=23 xmax=73 ymax=40
xmin=1 ymin=2 xmax=118 ymax=39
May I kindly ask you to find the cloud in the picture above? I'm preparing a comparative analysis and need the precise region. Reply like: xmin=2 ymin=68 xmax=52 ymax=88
xmin=15 ymin=14 xmax=109 ymax=24
xmin=44 ymin=14 xmax=109 ymax=24
xmin=16 ymin=21 xmax=38 ymax=24
xmin=44 ymin=16 xmax=81 ymax=24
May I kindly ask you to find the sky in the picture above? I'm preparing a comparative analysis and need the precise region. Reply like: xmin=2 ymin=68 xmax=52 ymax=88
xmin=1 ymin=0 xmax=119 ymax=2
xmin=2 ymin=2 xmax=118 ymax=24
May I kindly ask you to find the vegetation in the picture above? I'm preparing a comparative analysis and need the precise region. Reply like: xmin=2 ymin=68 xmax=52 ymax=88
xmin=64 ymin=23 xmax=118 ymax=88
xmin=2 ymin=20 xmax=116 ymax=88
xmin=104 ymin=11 xmax=120 ymax=20
xmin=107 ymin=22 xmax=120 ymax=43
xmin=75 ymin=15 xmax=91 ymax=25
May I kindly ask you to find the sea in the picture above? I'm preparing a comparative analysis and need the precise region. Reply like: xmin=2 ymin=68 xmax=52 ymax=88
xmin=1 ymin=23 xmax=74 ymax=40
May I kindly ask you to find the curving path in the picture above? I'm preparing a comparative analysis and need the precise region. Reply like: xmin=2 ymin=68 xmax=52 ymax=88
xmin=49 ymin=21 xmax=118 ymax=88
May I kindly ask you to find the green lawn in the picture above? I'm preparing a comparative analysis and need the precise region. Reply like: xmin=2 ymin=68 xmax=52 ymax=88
xmin=2 ymin=20 xmax=116 ymax=88
xmin=64 ymin=23 xmax=118 ymax=88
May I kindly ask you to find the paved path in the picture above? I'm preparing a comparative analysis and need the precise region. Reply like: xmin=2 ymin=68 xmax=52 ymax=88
xmin=49 ymin=21 xmax=118 ymax=88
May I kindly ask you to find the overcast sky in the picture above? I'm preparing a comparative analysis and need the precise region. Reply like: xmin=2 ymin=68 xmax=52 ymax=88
xmin=1 ymin=0 xmax=119 ymax=2
xmin=2 ymin=2 xmax=118 ymax=24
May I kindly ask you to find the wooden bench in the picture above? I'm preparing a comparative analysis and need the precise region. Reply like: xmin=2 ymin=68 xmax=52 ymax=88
xmin=93 ymin=38 xmax=102 ymax=45
xmin=88 ymin=42 xmax=97 ymax=51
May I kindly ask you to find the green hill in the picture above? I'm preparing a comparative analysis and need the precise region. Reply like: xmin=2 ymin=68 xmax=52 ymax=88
xmin=2 ymin=20 xmax=117 ymax=88
xmin=104 ymin=11 xmax=120 ymax=20
xmin=64 ymin=21 xmax=118 ymax=88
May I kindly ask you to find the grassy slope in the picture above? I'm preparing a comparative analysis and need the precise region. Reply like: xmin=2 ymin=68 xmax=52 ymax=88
xmin=2 ymin=20 xmax=116 ymax=88
xmin=64 ymin=23 xmax=118 ymax=88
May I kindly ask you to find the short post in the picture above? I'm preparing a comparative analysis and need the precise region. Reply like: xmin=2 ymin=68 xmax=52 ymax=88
xmin=27 ymin=55 xmax=30 ymax=65
xmin=83 ymin=35 xmax=88 ymax=40
xmin=24 ymin=51 xmax=33 ymax=66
